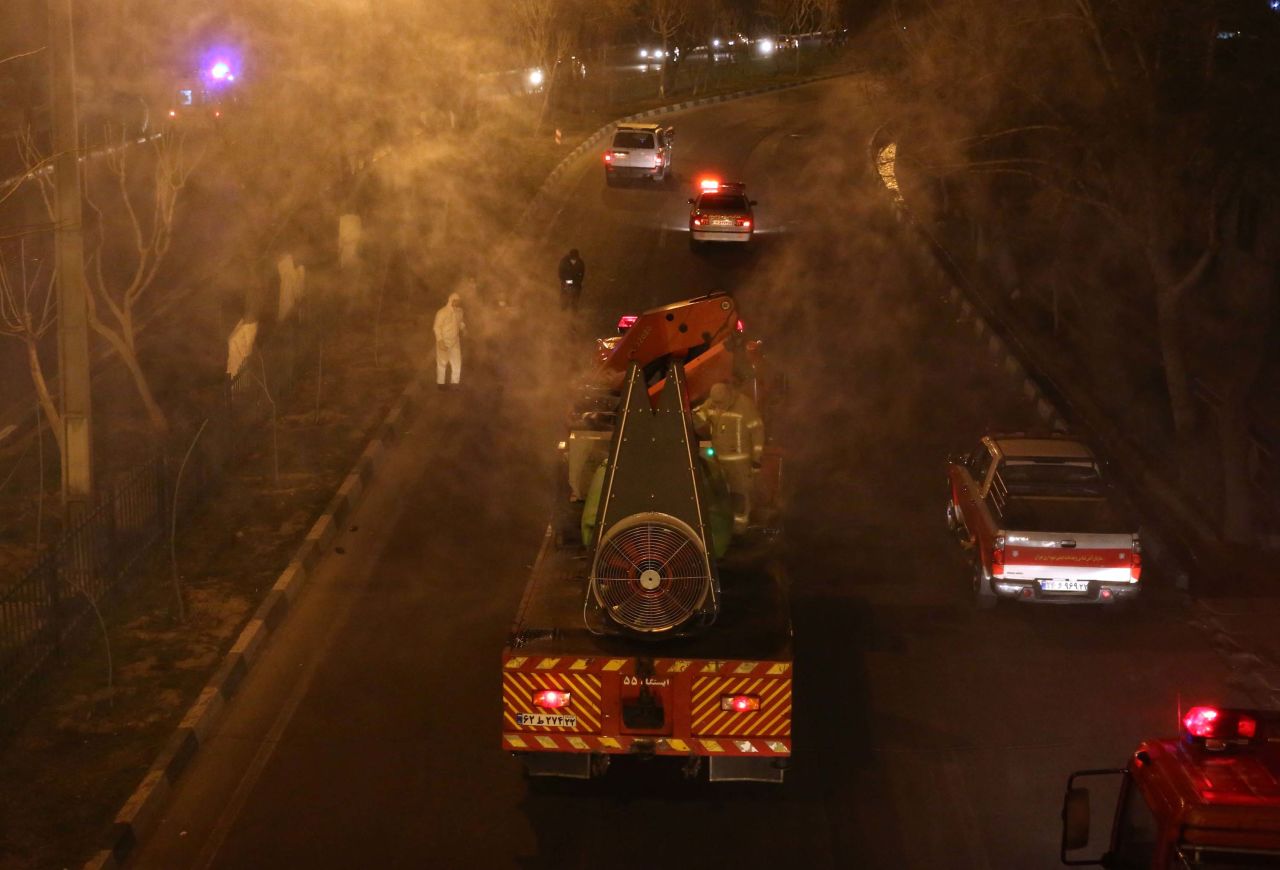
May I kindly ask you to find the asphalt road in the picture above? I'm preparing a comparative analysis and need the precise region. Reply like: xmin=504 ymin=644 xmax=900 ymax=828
xmin=130 ymin=76 xmax=1243 ymax=870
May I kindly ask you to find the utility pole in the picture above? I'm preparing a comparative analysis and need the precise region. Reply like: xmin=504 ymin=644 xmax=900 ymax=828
xmin=49 ymin=0 xmax=94 ymax=522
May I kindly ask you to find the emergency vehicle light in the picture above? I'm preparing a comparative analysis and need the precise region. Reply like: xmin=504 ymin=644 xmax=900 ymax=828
xmin=721 ymin=694 xmax=760 ymax=713
xmin=1182 ymin=705 xmax=1261 ymax=745
xmin=533 ymin=690 xmax=571 ymax=709
xmin=699 ymin=178 xmax=720 ymax=192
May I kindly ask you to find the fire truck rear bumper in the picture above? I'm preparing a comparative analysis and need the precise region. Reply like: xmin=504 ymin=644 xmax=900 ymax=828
xmin=504 ymin=732 xmax=791 ymax=757
xmin=991 ymin=578 xmax=1141 ymax=604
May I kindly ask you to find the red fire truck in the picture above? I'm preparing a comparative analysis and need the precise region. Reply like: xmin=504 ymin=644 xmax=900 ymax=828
xmin=501 ymin=293 xmax=792 ymax=784
xmin=1061 ymin=705 xmax=1280 ymax=868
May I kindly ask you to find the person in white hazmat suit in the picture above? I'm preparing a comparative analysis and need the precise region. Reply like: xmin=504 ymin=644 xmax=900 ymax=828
xmin=433 ymin=292 xmax=466 ymax=387
xmin=694 ymin=382 xmax=765 ymax=534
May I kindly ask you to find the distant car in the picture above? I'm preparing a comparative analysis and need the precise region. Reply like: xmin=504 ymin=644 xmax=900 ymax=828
xmin=603 ymin=123 xmax=673 ymax=184
xmin=688 ymin=179 xmax=756 ymax=249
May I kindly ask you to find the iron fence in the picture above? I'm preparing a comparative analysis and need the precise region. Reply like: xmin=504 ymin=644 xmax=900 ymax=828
xmin=0 ymin=304 xmax=325 ymax=709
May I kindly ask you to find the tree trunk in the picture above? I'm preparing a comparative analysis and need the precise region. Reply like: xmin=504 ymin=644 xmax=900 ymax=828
xmin=1218 ymin=394 xmax=1255 ymax=543
xmin=122 ymin=348 xmax=169 ymax=436
xmin=1153 ymin=283 xmax=1195 ymax=436
xmin=26 ymin=337 xmax=64 ymax=460
xmin=95 ymin=322 xmax=170 ymax=436
xmin=1148 ymin=248 xmax=1205 ymax=440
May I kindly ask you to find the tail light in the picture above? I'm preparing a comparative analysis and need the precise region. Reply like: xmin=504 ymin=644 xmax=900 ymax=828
xmin=533 ymin=690 xmax=571 ymax=709
xmin=654 ymin=154 xmax=663 ymax=167
xmin=604 ymin=153 xmax=613 ymax=163
xmin=991 ymin=535 xmax=1005 ymax=576
xmin=720 ymin=695 xmax=760 ymax=713
xmin=1129 ymin=551 xmax=1142 ymax=581
xmin=692 ymin=214 xmax=703 ymax=226
xmin=736 ymin=218 xmax=752 ymax=228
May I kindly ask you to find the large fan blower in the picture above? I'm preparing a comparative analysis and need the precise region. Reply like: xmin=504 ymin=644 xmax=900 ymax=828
xmin=585 ymin=362 xmax=719 ymax=637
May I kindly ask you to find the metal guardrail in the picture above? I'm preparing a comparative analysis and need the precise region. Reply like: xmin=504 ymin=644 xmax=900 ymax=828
xmin=0 ymin=308 xmax=323 ymax=709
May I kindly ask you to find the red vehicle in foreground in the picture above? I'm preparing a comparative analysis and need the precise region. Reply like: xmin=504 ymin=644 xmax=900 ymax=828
xmin=1061 ymin=705 xmax=1280 ymax=868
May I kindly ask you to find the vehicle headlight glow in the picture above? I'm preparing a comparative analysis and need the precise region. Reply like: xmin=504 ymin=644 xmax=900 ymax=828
xmin=759 ymin=39 xmax=775 ymax=55
xmin=528 ymin=68 xmax=544 ymax=86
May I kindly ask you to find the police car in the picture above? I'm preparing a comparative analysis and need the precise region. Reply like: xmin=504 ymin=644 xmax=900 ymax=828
xmin=688 ymin=179 xmax=756 ymax=249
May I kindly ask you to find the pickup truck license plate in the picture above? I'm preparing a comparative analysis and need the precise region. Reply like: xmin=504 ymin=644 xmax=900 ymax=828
xmin=1040 ymin=579 xmax=1089 ymax=593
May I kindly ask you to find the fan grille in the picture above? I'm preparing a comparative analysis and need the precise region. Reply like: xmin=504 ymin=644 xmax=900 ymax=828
xmin=591 ymin=514 xmax=711 ymax=633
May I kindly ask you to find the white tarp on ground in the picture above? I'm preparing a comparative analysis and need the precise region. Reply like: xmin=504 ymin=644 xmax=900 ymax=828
xmin=277 ymin=254 xmax=306 ymax=321
xmin=338 ymin=214 xmax=362 ymax=271
xmin=226 ymin=320 xmax=258 ymax=378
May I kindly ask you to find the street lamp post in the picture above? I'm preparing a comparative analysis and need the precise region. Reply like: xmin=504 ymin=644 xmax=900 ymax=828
xmin=49 ymin=0 xmax=95 ymax=522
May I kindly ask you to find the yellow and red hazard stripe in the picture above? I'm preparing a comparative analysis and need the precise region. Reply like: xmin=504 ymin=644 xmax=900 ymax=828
xmin=689 ymin=674 xmax=792 ymax=738
xmin=501 ymin=653 xmax=792 ymax=757
xmin=501 ymin=732 xmax=791 ymax=757
xmin=503 ymin=655 xmax=791 ymax=678
xmin=501 ymin=670 xmax=602 ymax=734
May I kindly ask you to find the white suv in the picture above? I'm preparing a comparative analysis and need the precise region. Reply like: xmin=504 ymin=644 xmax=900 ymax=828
xmin=603 ymin=123 xmax=674 ymax=184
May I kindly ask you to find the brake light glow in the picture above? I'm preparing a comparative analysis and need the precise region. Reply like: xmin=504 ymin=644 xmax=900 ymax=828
xmin=604 ymin=153 xmax=613 ymax=163
xmin=1238 ymin=715 xmax=1258 ymax=738
xmin=736 ymin=218 xmax=752 ymax=228
xmin=720 ymin=695 xmax=760 ymax=713
xmin=533 ymin=690 xmax=571 ymax=709
xmin=991 ymin=535 xmax=1006 ymax=576
xmin=692 ymin=217 xmax=703 ymax=226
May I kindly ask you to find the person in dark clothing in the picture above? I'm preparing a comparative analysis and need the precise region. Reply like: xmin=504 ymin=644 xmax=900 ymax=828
xmin=558 ymin=249 xmax=586 ymax=311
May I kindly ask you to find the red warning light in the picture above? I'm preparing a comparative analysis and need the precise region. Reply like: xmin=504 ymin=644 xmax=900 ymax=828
xmin=720 ymin=694 xmax=760 ymax=713
xmin=1184 ymin=706 xmax=1221 ymax=738
xmin=533 ymin=690 xmax=571 ymax=709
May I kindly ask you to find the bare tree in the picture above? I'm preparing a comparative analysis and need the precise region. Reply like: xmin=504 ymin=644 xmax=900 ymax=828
xmin=649 ymin=0 xmax=689 ymax=98
xmin=763 ymin=0 xmax=821 ymax=73
xmin=80 ymin=132 xmax=200 ymax=437
xmin=0 ymin=240 xmax=61 ymax=459
xmin=511 ymin=0 xmax=564 ymax=128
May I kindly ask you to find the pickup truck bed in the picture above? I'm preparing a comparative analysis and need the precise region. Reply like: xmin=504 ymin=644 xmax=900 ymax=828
xmin=1000 ymin=495 xmax=1131 ymax=535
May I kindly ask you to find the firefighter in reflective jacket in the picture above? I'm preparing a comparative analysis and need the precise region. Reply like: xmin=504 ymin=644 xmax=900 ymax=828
xmin=695 ymin=382 xmax=764 ymax=534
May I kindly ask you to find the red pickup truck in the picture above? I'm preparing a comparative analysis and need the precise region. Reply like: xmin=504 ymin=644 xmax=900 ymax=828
xmin=946 ymin=434 xmax=1141 ymax=608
